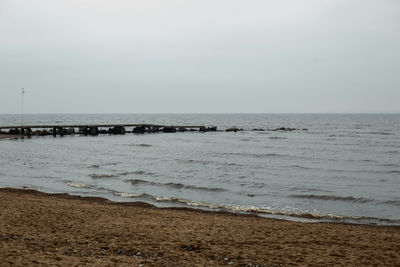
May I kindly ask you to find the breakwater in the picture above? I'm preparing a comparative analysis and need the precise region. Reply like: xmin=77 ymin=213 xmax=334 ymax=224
xmin=0 ymin=124 xmax=305 ymax=137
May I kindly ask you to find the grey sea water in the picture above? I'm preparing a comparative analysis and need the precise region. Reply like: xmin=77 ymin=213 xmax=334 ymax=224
xmin=1 ymin=114 xmax=399 ymax=225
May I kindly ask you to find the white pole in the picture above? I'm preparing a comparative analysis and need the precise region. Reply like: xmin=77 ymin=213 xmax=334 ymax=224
xmin=21 ymin=88 xmax=25 ymax=127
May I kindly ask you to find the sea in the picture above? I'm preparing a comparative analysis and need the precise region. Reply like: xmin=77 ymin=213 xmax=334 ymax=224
xmin=0 ymin=114 xmax=399 ymax=225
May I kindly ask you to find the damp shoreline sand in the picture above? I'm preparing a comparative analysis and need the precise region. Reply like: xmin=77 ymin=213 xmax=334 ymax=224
xmin=0 ymin=188 xmax=399 ymax=266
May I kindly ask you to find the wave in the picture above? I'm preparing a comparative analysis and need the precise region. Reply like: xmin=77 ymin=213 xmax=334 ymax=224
xmin=110 ymin=190 xmax=400 ymax=225
xmin=89 ymin=164 xmax=100 ymax=169
xmin=381 ymin=200 xmax=400 ymax=207
xmin=380 ymin=163 xmax=400 ymax=167
xmin=88 ymin=170 xmax=157 ymax=179
xmin=177 ymin=159 xmax=212 ymax=165
xmin=223 ymin=162 xmax=243 ymax=167
xmin=366 ymin=131 xmax=394 ymax=136
xmin=385 ymin=151 xmax=398 ymax=154
xmin=126 ymin=143 xmax=152 ymax=147
xmin=361 ymin=159 xmax=374 ymax=162
xmin=127 ymin=179 xmax=226 ymax=192
xmin=290 ymin=187 xmax=331 ymax=193
xmin=268 ymin=136 xmax=287 ymax=140
xmin=118 ymin=171 xmax=154 ymax=176
xmin=131 ymin=170 xmax=158 ymax=176
xmin=248 ymin=182 xmax=267 ymax=189
xmin=88 ymin=162 xmax=119 ymax=169
xmin=283 ymin=165 xmax=312 ymax=170
xmin=111 ymin=191 xmax=150 ymax=198
xmin=220 ymin=152 xmax=288 ymax=158
xmin=66 ymin=181 xmax=94 ymax=189
xmin=118 ymin=171 xmax=134 ymax=176
xmin=289 ymin=194 xmax=373 ymax=203
xmin=177 ymin=159 xmax=243 ymax=167
xmin=324 ymin=168 xmax=400 ymax=175
xmin=89 ymin=173 xmax=117 ymax=179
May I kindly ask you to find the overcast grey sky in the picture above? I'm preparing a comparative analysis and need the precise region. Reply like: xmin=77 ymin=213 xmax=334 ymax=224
xmin=0 ymin=0 xmax=399 ymax=113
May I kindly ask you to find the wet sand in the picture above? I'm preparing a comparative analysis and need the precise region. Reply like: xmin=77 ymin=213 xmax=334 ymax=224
xmin=0 ymin=188 xmax=399 ymax=266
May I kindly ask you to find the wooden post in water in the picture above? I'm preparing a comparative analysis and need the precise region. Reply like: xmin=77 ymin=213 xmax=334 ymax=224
xmin=21 ymin=88 xmax=25 ymax=127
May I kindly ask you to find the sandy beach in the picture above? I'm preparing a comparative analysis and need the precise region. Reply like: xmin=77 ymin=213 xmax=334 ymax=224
xmin=0 ymin=188 xmax=399 ymax=266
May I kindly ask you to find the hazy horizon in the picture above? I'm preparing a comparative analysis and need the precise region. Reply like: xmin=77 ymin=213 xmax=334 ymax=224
xmin=1 ymin=0 xmax=399 ymax=114
xmin=1 ymin=112 xmax=400 ymax=116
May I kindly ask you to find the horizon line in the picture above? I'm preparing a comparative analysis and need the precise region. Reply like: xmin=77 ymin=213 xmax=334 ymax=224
xmin=1 ymin=112 xmax=400 ymax=115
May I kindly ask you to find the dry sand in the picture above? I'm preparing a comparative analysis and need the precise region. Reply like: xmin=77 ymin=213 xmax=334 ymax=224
xmin=0 ymin=188 xmax=399 ymax=266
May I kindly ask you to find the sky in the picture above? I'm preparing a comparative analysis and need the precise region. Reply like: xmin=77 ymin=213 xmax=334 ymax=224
xmin=0 ymin=0 xmax=399 ymax=113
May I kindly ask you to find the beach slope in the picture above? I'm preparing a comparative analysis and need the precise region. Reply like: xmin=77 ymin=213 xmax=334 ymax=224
xmin=0 ymin=188 xmax=399 ymax=266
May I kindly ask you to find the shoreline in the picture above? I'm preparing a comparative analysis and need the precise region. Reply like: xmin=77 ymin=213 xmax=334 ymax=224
xmin=3 ymin=187 xmax=397 ymax=227
xmin=1 ymin=188 xmax=399 ymax=266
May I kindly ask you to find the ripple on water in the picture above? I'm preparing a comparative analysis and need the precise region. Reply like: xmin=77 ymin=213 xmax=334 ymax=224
xmin=90 ymin=173 xmax=117 ymax=179
xmin=125 ymin=143 xmax=153 ymax=147
xmin=66 ymin=181 xmax=95 ymax=189
xmin=289 ymin=194 xmax=374 ymax=203
xmin=127 ymin=179 xmax=226 ymax=192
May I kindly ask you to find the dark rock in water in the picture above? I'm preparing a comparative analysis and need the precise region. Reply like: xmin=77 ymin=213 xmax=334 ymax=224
xmin=79 ymin=127 xmax=86 ymax=135
xmin=57 ymin=127 xmax=66 ymax=136
xmin=117 ymin=126 xmax=125 ymax=134
xmin=147 ymin=126 xmax=159 ymax=133
xmin=89 ymin=127 xmax=99 ymax=135
xmin=302 ymin=128 xmax=308 ymax=131
xmin=271 ymin=127 xmax=296 ymax=131
xmin=9 ymin=128 xmax=20 ymax=135
xmin=252 ymin=128 xmax=265 ymax=131
xmin=119 ymin=126 xmax=126 ymax=134
xmin=199 ymin=127 xmax=207 ymax=132
xmin=78 ymin=126 xmax=90 ymax=135
xmin=226 ymin=128 xmax=241 ymax=132
xmin=108 ymin=126 xmax=125 ymax=134
xmin=206 ymin=126 xmax=217 ymax=132
xmin=66 ymin=127 xmax=75 ymax=135
xmin=133 ymin=126 xmax=146 ymax=134
xmin=163 ymin=126 xmax=177 ymax=133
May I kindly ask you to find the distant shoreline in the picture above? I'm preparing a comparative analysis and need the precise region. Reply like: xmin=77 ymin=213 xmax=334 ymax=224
xmin=1 ymin=187 xmax=399 ymax=265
